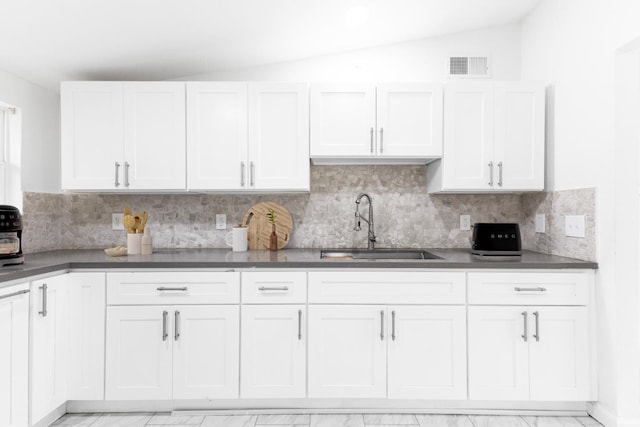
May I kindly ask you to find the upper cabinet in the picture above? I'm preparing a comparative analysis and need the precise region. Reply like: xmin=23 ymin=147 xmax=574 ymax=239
xmin=427 ymin=81 xmax=545 ymax=193
xmin=310 ymin=83 xmax=443 ymax=164
xmin=61 ymin=81 xmax=186 ymax=191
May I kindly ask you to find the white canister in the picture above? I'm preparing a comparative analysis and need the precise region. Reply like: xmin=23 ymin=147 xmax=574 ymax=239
xmin=225 ymin=226 xmax=248 ymax=252
xmin=127 ymin=233 xmax=142 ymax=255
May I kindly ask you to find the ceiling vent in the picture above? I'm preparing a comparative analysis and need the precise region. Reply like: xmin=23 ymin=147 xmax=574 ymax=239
xmin=448 ymin=56 xmax=491 ymax=78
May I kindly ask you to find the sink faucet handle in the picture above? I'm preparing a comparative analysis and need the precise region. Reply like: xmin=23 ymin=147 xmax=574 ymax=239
xmin=354 ymin=211 xmax=361 ymax=231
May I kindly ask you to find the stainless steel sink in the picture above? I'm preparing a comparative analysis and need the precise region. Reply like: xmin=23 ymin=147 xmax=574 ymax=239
xmin=320 ymin=248 xmax=441 ymax=260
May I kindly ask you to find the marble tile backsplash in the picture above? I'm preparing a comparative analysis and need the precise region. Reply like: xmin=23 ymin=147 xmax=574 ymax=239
xmin=21 ymin=166 xmax=596 ymax=261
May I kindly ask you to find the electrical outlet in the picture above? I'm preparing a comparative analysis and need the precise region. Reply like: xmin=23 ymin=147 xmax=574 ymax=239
xmin=112 ymin=213 xmax=124 ymax=231
xmin=215 ymin=214 xmax=227 ymax=230
xmin=460 ymin=214 xmax=471 ymax=231
xmin=535 ymin=214 xmax=546 ymax=233
xmin=565 ymin=215 xmax=585 ymax=238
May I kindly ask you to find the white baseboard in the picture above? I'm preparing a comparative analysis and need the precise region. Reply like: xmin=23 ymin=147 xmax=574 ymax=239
xmin=589 ymin=402 xmax=640 ymax=427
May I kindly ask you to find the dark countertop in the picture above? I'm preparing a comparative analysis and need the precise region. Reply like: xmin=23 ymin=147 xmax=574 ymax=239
xmin=0 ymin=248 xmax=597 ymax=288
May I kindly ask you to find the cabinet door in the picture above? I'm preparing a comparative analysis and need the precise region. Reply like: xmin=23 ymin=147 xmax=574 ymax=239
xmin=67 ymin=273 xmax=105 ymax=400
xmin=61 ymin=82 xmax=124 ymax=190
xmin=388 ymin=306 xmax=466 ymax=400
xmin=528 ymin=307 xmax=590 ymax=401
xmin=494 ymin=82 xmax=545 ymax=191
xmin=0 ymin=284 xmax=29 ymax=427
xmin=31 ymin=276 xmax=68 ymax=425
xmin=468 ymin=306 xmax=529 ymax=401
xmin=123 ymin=82 xmax=186 ymax=190
xmin=377 ymin=83 xmax=443 ymax=157
xmin=442 ymin=82 xmax=494 ymax=190
xmin=308 ymin=305 xmax=386 ymax=398
xmin=241 ymin=305 xmax=306 ymax=398
xmin=105 ymin=306 xmax=172 ymax=400
xmin=248 ymin=83 xmax=309 ymax=190
xmin=187 ymin=82 xmax=248 ymax=190
xmin=310 ymin=83 xmax=376 ymax=157
xmin=173 ymin=305 xmax=239 ymax=399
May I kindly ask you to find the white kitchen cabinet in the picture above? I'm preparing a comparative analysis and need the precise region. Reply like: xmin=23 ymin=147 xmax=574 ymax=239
xmin=427 ymin=81 xmax=545 ymax=193
xmin=66 ymin=273 xmax=105 ymax=400
xmin=106 ymin=304 xmax=239 ymax=400
xmin=61 ymin=81 xmax=186 ymax=191
xmin=248 ymin=83 xmax=309 ymax=191
xmin=468 ymin=306 xmax=590 ymax=401
xmin=308 ymin=305 xmax=387 ymax=398
xmin=241 ymin=305 xmax=306 ymax=398
xmin=0 ymin=283 xmax=29 ymax=427
xmin=31 ymin=275 xmax=68 ymax=425
xmin=387 ymin=306 xmax=467 ymax=400
xmin=186 ymin=82 xmax=248 ymax=190
xmin=310 ymin=83 xmax=443 ymax=163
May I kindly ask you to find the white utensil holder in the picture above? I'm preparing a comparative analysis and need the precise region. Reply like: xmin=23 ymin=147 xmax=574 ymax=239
xmin=127 ymin=233 xmax=142 ymax=255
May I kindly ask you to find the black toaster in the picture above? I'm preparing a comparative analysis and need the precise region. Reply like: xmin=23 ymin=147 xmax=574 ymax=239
xmin=471 ymin=223 xmax=522 ymax=257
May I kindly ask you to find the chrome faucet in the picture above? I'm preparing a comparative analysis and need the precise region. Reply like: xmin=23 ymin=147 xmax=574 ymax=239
xmin=354 ymin=193 xmax=376 ymax=250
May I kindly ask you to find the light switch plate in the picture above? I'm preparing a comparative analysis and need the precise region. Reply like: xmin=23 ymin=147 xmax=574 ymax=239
xmin=215 ymin=214 xmax=227 ymax=230
xmin=460 ymin=214 xmax=471 ymax=231
xmin=112 ymin=213 xmax=124 ymax=231
xmin=535 ymin=214 xmax=546 ymax=233
xmin=565 ymin=215 xmax=585 ymax=238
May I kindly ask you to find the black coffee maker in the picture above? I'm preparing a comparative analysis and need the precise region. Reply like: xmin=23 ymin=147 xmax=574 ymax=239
xmin=0 ymin=205 xmax=23 ymax=266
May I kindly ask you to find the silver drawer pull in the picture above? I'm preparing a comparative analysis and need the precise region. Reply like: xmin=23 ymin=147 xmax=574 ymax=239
xmin=514 ymin=287 xmax=547 ymax=292
xmin=533 ymin=311 xmax=540 ymax=342
xmin=380 ymin=310 xmax=385 ymax=341
xmin=174 ymin=310 xmax=181 ymax=341
xmin=258 ymin=286 xmax=289 ymax=291
xmin=0 ymin=289 xmax=29 ymax=301
xmin=162 ymin=310 xmax=168 ymax=341
xmin=391 ymin=310 xmax=396 ymax=341
xmin=157 ymin=287 xmax=188 ymax=292
xmin=39 ymin=283 xmax=48 ymax=317
xmin=521 ymin=311 xmax=528 ymax=342
xmin=298 ymin=309 xmax=302 ymax=341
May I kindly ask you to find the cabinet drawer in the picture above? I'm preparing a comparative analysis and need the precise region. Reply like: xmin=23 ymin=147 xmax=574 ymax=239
xmin=308 ymin=271 xmax=465 ymax=304
xmin=467 ymin=272 xmax=590 ymax=305
xmin=242 ymin=272 xmax=306 ymax=303
xmin=107 ymin=272 xmax=240 ymax=305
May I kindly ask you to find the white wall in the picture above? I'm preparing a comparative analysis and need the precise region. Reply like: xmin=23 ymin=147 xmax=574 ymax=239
xmin=181 ymin=24 xmax=522 ymax=82
xmin=521 ymin=1 xmax=640 ymax=425
xmin=0 ymin=69 xmax=60 ymax=194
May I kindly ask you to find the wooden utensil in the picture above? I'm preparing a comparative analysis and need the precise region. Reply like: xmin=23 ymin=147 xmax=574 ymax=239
xmin=241 ymin=202 xmax=293 ymax=250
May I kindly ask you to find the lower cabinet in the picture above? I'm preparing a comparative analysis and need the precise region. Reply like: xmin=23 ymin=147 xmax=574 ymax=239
xmin=0 ymin=283 xmax=29 ymax=427
xmin=106 ymin=305 xmax=239 ymax=400
xmin=241 ymin=305 xmax=306 ymax=398
xmin=468 ymin=306 xmax=590 ymax=401
xmin=308 ymin=305 xmax=467 ymax=399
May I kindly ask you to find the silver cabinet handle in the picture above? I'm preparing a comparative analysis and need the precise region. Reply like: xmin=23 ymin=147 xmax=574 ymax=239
xmin=497 ymin=161 xmax=503 ymax=187
xmin=533 ymin=311 xmax=540 ymax=342
xmin=515 ymin=287 xmax=547 ymax=292
xmin=370 ymin=128 xmax=374 ymax=153
xmin=240 ymin=162 xmax=245 ymax=187
xmin=174 ymin=310 xmax=181 ymax=341
xmin=114 ymin=162 xmax=121 ymax=187
xmin=488 ymin=161 xmax=494 ymax=186
xmin=162 ymin=310 xmax=168 ymax=341
xmin=391 ymin=310 xmax=396 ymax=341
xmin=258 ymin=286 xmax=289 ymax=291
xmin=39 ymin=283 xmax=48 ymax=317
xmin=0 ymin=289 xmax=29 ymax=301
xmin=379 ymin=128 xmax=384 ymax=154
xmin=521 ymin=311 xmax=528 ymax=342
xmin=380 ymin=310 xmax=385 ymax=341
xmin=250 ymin=161 xmax=255 ymax=187
xmin=298 ymin=309 xmax=302 ymax=341
xmin=124 ymin=162 xmax=130 ymax=188
xmin=157 ymin=287 xmax=188 ymax=292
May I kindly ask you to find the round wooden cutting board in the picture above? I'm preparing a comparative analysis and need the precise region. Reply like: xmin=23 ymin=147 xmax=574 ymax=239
xmin=241 ymin=202 xmax=293 ymax=250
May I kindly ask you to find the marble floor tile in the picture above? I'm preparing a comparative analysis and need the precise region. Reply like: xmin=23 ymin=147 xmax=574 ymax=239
xmin=91 ymin=413 xmax=153 ymax=427
xmin=363 ymin=414 xmax=418 ymax=425
xmin=311 ymin=414 xmax=365 ymax=427
xmin=255 ymin=425 xmax=308 ymax=427
xmin=468 ymin=415 xmax=530 ymax=427
xmin=52 ymin=413 xmax=102 ymax=425
xmin=256 ymin=414 xmax=311 ymax=425
xmin=147 ymin=414 xmax=205 ymax=425
xmin=363 ymin=424 xmax=419 ymax=427
xmin=523 ymin=417 xmax=586 ymax=427
xmin=415 ymin=415 xmax=474 ymax=427
xmin=574 ymin=417 xmax=604 ymax=427
xmin=201 ymin=414 xmax=257 ymax=427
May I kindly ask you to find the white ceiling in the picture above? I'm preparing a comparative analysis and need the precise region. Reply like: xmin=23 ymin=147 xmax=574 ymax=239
xmin=0 ymin=0 xmax=540 ymax=91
